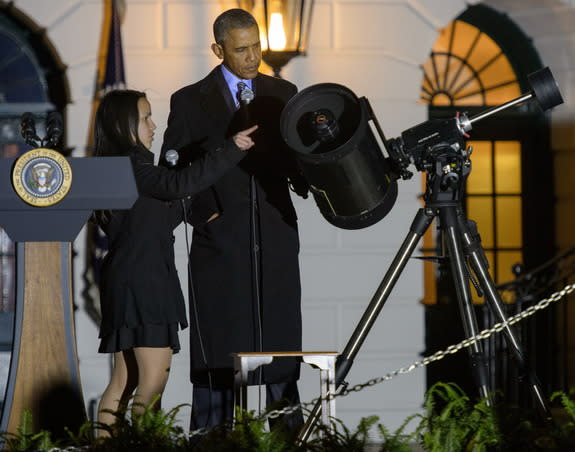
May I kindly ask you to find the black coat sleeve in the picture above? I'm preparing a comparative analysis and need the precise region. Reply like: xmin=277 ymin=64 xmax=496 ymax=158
xmin=133 ymin=141 xmax=245 ymax=201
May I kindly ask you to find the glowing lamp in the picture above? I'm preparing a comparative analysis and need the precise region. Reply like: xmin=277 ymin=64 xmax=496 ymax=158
xmin=239 ymin=0 xmax=315 ymax=78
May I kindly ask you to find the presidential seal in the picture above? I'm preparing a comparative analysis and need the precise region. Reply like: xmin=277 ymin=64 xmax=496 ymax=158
xmin=12 ymin=148 xmax=72 ymax=207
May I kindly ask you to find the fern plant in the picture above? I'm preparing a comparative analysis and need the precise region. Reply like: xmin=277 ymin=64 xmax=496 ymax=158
xmin=91 ymin=395 xmax=191 ymax=451
xmin=548 ymin=389 xmax=575 ymax=449
xmin=62 ymin=420 xmax=97 ymax=450
xmin=194 ymin=407 xmax=303 ymax=452
xmin=416 ymin=381 xmax=501 ymax=452
xmin=305 ymin=414 xmax=379 ymax=452
xmin=551 ymin=389 xmax=575 ymax=422
xmin=0 ymin=410 xmax=58 ymax=451
xmin=377 ymin=413 xmax=419 ymax=452
xmin=8 ymin=385 xmax=575 ymax=451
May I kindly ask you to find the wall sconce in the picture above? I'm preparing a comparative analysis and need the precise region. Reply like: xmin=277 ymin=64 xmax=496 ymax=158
xmin=238 ymin=0 xmax=315 ymax=78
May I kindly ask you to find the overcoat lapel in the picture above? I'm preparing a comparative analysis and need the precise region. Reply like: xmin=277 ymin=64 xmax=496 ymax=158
xmin=252 ymin=75 xmax=263 ymax=97
xmin=199 ymin=67 xmax=236 ymax=122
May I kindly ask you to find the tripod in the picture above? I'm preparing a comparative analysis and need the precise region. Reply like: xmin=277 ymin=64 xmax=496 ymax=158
xmin=297 ymin=139 xmax=551 ymax=442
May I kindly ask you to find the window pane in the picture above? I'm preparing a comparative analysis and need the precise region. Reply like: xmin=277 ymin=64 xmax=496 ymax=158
xmin=496 ymin=197 xmax=522 ymax=247
xmin=0 ymin=34 xmax=48 ymax=102
xmin=467 ymin=197 xmax=494 ymax=248
xmin=436 ymin=21 xmax=474 ymax=59
xmin=481 ymin=55 xmax=516 ymax=83
xmin=482 ymin=58 xmax=520 ymax=102
xmin=497 ymin=251 xmax=522 ymax=284
xmin=466 ymin=32 xmax=501 ymax=72
xmin=485 ymin=83 xmax=521 ymax=106
xmin=455 ymin=79 xmax=484 ymax=104
xmin=467 ymin=141 xmax=492 ymax=194
xmin=495 ymin=141 xmax=521 ymax=193
xmin=454 ymin=93 xmax=484 ymax=106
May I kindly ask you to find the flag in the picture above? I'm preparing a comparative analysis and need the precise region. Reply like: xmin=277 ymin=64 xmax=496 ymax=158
xmin=82 ymin=0 xmax=126 ymax=326
xmin=91 ymin=0 xmax=126 ymax=144
xmin=99 ymin=0 xmax=126 ymax=94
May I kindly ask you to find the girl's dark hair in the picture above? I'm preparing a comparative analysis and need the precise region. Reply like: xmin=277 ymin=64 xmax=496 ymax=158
xmin=93 ymin=89 xmax=146 ymax=229
xmin=94 ymin=89 xmax=147 ymax=157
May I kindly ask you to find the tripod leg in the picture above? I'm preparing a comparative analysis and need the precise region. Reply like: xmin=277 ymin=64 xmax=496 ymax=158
xmin=439 ymin=206 xmax=491 ymax=402
xmin=296 ymin=208 xmax=434 ymax=444
xmin=459 ymin=218 xmax=551 ymax=420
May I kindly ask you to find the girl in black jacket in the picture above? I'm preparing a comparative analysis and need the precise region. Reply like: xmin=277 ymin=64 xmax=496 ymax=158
xmin=93 ymin=89 xmax=256 ymax=435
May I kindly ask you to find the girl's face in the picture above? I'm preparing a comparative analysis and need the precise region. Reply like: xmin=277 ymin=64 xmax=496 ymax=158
xmin=137 ymin=97 xmax=156 ymax=149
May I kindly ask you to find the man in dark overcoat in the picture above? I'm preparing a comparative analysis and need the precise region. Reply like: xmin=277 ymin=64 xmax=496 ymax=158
xmin=160 ymin=8 xmax=308 ymax=431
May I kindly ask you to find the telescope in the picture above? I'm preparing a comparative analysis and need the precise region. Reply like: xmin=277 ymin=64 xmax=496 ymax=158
xmin=280 ymin=66 xmax=564 ymax=443
xmin=280 ymin=66 xmax=563 ymax=230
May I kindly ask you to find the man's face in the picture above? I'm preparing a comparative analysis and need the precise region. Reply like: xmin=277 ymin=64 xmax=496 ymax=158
xmin=212 ymin=25 xmax=261 ymax=80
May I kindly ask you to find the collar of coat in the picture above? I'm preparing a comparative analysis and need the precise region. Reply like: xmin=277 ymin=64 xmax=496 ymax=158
xmin=199 ymin=66 xmax=267 ymax=118
xmin=128 ymin=145 xmax=154 ymax=165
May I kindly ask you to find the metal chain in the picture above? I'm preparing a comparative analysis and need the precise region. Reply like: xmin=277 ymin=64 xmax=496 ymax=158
xmin=259 ymin=281 xmax=575 ymax=420
xmin=339 ymin=282 xmax=575 ymax=397
xmin=36 ymin=282 xmax=575 ymax=448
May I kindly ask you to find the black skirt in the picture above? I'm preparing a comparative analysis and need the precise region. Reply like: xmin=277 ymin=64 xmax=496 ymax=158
xmin=99 ymin=322 xmax=182 ymax=354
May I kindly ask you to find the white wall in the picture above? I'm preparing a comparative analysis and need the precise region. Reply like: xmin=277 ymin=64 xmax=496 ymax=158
xmin=9 ymin=0 xmax=575 ymax=439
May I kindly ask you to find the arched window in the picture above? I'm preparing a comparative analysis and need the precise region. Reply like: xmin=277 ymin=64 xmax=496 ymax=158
xmin=421 ymin=4 xmax=559 ymax=403
xmin=0 ymin=4 xmax=68 ymax=154
xmin=420 ymin=20 xmax=521 ymax=107
xmin=419 ymin=4 xmax=550 ymax=305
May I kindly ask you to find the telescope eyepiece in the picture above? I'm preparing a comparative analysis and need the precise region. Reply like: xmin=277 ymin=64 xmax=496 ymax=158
xmin=311 ymin=109 xmax=340 ymax=143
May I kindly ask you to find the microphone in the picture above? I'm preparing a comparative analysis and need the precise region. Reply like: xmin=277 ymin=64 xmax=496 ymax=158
xmin=240 ymin=87 xmax=254 ymax=105
xmin=237 ymin=82 xmax=255 ymax=131
xmin=20 ymin=112 xmax=40 ymax=147
xmin=237 ymin=81 xmax=254 ymax=106
xmin=165 ymin=149 xmax=179 ymax=167
xmin=45 ymin=111 xmax=63 ymax=149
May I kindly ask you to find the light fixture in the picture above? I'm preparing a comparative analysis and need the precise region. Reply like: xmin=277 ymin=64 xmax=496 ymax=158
xmin=238 ymin=0 xmax=315 ymax=78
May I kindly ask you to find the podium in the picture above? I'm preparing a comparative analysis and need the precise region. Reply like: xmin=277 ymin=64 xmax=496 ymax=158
xmin=0 ymin=152 xmax=137 ymax=437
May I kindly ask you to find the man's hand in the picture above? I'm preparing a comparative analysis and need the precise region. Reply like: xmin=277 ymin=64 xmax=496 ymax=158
xmin=233 ymin=125 xmax=258 ymax=151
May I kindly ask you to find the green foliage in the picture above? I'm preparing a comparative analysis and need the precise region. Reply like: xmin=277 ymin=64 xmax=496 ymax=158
xmin=0 ymin=410 xmax=58 ymax=451
xmin=91 ymin=395 xmax=190 ymax=451
xmin=492 ymin=389 xmax=575 ymax=451
xmin=495 ymin=404 xmax=552 ymax=451
xmin=416 ymin=382 xmax=501 ymax=452
xmin=191 ymin=408 xmax=302 ymax=452
xmin=552 ymin=389 xmax=575 ymax=423
xmin=6 ymin=385 xmax=575 ymax=451
xmin=63 ymin=420 xmax=97 ymax=449
xmin=377 ymin=413 xmax=419 ymax=452
xmin=548 ymin=389 xmax=575 ymax=449
xmin=305 ymin=414 xmax=379 ymax=452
